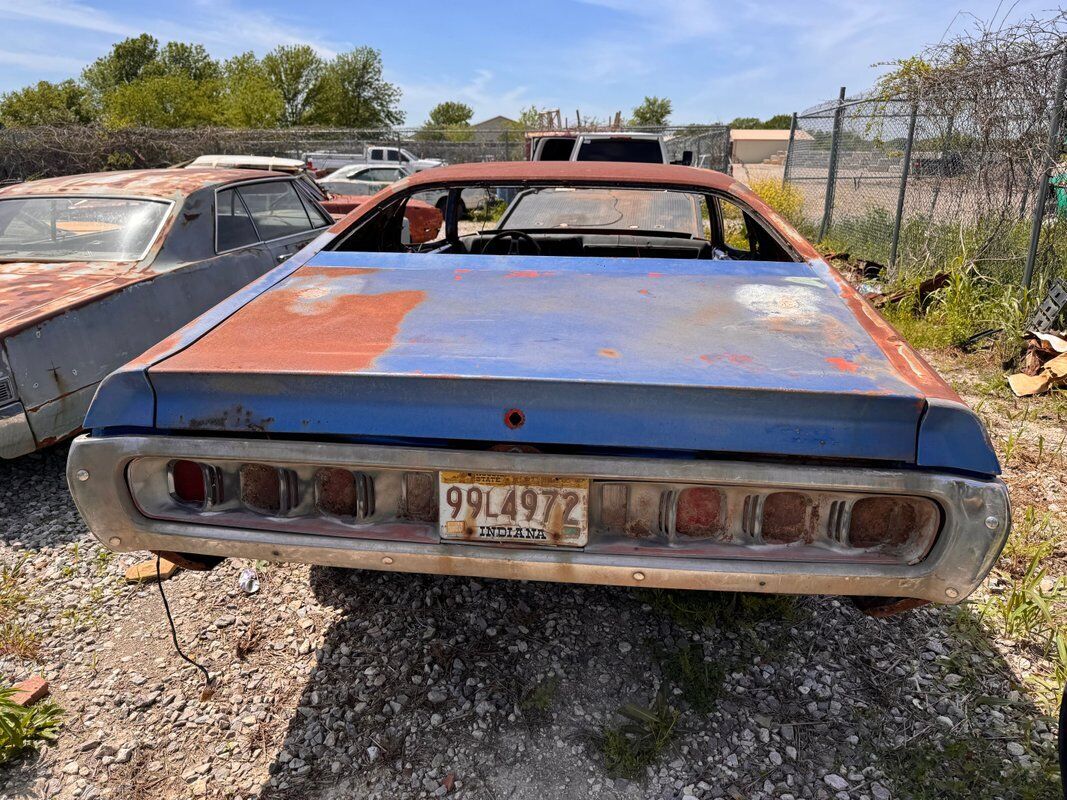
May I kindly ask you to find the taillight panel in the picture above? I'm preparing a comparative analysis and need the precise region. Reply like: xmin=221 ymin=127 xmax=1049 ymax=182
xmin=131 ymin=457 xmax=942 ymax=565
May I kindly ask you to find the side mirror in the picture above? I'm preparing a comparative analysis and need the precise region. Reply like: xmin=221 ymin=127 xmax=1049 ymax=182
xmin=671 ymin=151 xmax=694 ymax=167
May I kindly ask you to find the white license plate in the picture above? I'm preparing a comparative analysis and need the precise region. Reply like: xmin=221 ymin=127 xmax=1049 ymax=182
xmin=439 ymin=471 xmax=590 ymax=546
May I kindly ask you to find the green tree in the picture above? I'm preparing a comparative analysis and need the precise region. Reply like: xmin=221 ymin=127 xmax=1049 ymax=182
xmin=630 ymin=96 xmax=672 ymax=126
xmin=156 ymin=42 xmax=221 ymax=82
xmin=762 ymin=113 xmax=792 ymax=129
xmin=262 ymin=44 xmax=324 ymax=126
xmin=417 ymin=100 xmax=474 ymax=141
xmin=428 ymin=101 xmax=473 ymax=127
xmin=727 ymin=116 xmax=761 ymax=129
xmin=81 ymin=34 xmax=160 ymax=103
xmin=222 ymin=52 xmax=283 ymax=128
xmin=311 ymin=47 xmax=403 ymax=128
xmin=0 ymin=80 xmax=94 ymax=126
xmin=101 ymin=73 xmax=224 ymax=128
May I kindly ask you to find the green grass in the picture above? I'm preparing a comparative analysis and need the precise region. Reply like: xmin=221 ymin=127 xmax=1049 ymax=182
xmin=638 ymin=589 xmax=796 ymax=632
xmin=0 ymin=562 xmax=40 ymax=660
xmin=596 ymin=695 xmax=680 ymax=780
xmin=654 ymin=643 xmax=725 ymax=714
xmin=0 ymin=686 xmax=62 ymax=765
xmin=468 ymin=199 xmax=507 ymax=224
xmin=519 ymin=676 xmax=558 ymax=716
xmin=883 ymin=734 xmax=1061 ymax=800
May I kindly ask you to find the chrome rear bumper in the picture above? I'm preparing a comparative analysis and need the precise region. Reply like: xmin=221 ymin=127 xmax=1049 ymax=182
xmin=66 ymin=434 xmax=1010 ymax=603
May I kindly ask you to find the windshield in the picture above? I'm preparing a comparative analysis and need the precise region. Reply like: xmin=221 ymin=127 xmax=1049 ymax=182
xmin=0 ymin=197 xmax=170 ymax=261
xmin=499 ymin=187 xmax=704 ymax=237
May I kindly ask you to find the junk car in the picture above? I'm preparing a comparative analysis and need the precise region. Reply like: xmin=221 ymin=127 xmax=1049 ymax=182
xmin=0 ymin=168 xmax=336 ymax=457
xmin=178 ymin=155 xmax=443 ymax=244
xmin=67 ymin=162 xmax=1009 ymax=613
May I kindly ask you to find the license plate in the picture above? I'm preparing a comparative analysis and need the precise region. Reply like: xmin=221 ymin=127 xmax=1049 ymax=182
xmin=439 ymin=471 xmax=590 ymax=546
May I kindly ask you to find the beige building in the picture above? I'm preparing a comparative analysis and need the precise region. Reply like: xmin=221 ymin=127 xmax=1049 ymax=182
xmin=730 ymin=128 xmax=812 ymax=164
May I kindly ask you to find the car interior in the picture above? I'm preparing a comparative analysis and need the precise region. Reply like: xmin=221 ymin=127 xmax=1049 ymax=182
xmin=328 ymin=183 xmax=797 ymax=262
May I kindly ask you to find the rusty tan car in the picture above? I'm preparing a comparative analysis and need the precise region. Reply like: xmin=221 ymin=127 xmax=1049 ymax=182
xmin=0 ymin=168 xmax=335 ymax=458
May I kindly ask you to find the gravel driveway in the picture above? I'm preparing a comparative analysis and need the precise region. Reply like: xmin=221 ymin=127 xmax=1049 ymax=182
xmin=0 ymin=425 xmax=1059 ymax=799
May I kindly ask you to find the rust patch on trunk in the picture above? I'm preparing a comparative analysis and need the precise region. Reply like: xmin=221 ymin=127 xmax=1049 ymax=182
xmin=825 ymin=357 xmax=859 ymax=373
xmin=155 ymin=282 xmax=425 ymax=374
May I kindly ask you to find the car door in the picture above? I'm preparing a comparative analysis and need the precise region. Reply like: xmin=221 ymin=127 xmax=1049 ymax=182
xmin=235 ymin=178 xmax=332 ymax=263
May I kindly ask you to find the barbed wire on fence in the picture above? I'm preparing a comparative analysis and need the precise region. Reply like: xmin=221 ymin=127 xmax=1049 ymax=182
xmin=782 ymin=13 xmax=1067 ymax=288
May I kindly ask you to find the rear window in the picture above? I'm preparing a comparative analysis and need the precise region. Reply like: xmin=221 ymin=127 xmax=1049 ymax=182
xmin=576 ymin=138 xmax=663 ymax=163
xmin=0 ymin=196 xmax=169 ymax=261
xmin=500 ymin=187 xmax=704 ymax=237
xmin=236 ymin=181 xmax=316 ymax=240
xmin=216 ymin=188 xmax=259 ymax=251
xmin=537 ymin=138 xmax=575 ymax=161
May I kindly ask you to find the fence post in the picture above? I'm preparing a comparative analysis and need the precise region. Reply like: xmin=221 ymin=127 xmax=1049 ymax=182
xmin=819 ymin=86 xmax=847 ymax=242
xmin=1023 ymin=45 xmax=1067 ymax=290
xmin=782 ymin=112 xmax=798 ymax=187
xmin=889 ymin=101 xmax=919 ymax=272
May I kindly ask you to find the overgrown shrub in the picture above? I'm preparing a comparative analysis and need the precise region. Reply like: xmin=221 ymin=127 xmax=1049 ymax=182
xmin=746 ymin=177 xmax=804 ymax=227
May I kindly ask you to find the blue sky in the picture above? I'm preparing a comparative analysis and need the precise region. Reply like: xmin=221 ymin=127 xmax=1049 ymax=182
xmin=0 ymin=0 xmax=1053 ymax=124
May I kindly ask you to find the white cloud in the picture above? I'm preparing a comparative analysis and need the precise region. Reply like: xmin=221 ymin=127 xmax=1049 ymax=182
xmin=0 ymin=0 xmax=341 ymax=65
xmin=0 ymin=0 xmax=134 ymax=36
xmin=0 ymin=48 xmax=88 ymax=74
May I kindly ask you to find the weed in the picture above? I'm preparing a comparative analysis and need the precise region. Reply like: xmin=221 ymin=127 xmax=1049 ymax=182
xmin=880 ymin=266 xmax=1033 ymax=362
xmin=469 ymin=199 xmax=507 ymax=224
xmin=983 ymin=545 xmax=1067 ymax=642
xmin=519 ymin=676 xmax=558 ymax=716
xmin=655 ymin=643 xmax=725 ymax=714
xmin=0 ymin=686 xmax=62 ymax=765
xmin=883 ymin=734 xmax=1060 ymax=800
xmin=1000 ymin=507 xmax=1060 ymax=577
xmin=0 ymin=623 xmax=40 ymax=660
xmin=747 ymin=178 xmax=804 ymax=226
xmin=596 ymin=694 xmax=680 ymax=780
xmin=0 ymin=561 xmax=40 ymax=660
xmin=639 ymin=589 xmax=796 ymax=632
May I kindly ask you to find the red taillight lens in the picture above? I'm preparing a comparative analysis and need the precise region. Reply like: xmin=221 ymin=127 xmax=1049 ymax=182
xmin=848 ymin=496 xmax=938 ymax=553
xmin=240 ymin=464 xmax=298 ymax=515
xmin=170 ymin=460 xmax=206 ymax=506
xmin=761 ymin=492 xmax=814 ymax=544
xmin=675 ymin=487 xmax=725 ymax=538
xmin=315 ymin=469 xmax=374 ymax=519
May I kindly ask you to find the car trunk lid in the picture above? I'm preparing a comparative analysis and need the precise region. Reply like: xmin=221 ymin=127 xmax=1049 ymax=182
xmin=143 ymin=252 xmax=931 ymax=463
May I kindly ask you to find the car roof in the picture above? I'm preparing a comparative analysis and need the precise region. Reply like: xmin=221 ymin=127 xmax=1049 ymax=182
xmin=576 ymin=131 xmax=664 ymax=140
xmin=0 ymin=168 xmax=283 ymax=199
xmin=188 ymin=154 xmax=306 ymax=171
xmin=401 ymin=160 xmax=735 ymax=191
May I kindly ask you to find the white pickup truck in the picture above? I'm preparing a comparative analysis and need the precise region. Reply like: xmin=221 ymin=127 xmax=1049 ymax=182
xmin=527 ymin=132 xmax=691 ymax=165
xmin=306 ymin=147 xmax=445 ymax=174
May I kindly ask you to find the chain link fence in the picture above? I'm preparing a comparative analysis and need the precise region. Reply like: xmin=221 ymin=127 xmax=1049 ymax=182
xmin=0 ymin=123 xmax=729 ymax=182
xmin=782 ymin=33 xmax=1067 ymax=288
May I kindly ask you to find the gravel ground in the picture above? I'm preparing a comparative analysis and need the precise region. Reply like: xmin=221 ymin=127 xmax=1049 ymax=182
xmin=0 ymin=359 xmax=1061 ymax=799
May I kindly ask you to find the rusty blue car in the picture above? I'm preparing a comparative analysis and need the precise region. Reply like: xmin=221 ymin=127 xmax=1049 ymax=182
xmin=66 ymin=162 xmax=1009 ymax=613
xmin=0 ymin=168 xmax=335 ymax=458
